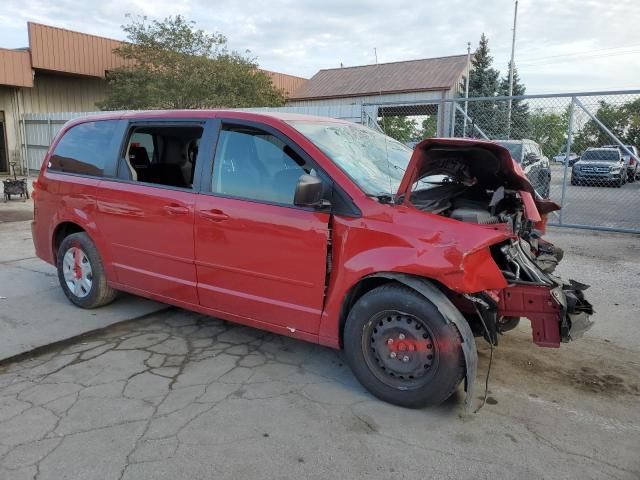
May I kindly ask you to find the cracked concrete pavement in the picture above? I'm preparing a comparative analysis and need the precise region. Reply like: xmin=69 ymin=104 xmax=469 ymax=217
xmin=0 ymin=308 xmax=639 ymax=480
xmin=0 ymin=213 xmax=166 ymax=359
xmin=1 ymin=197 xmax=639 ymax=479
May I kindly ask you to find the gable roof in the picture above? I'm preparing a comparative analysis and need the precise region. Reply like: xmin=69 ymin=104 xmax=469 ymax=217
xmin=290 ymin=55 xmax=468 ymax=100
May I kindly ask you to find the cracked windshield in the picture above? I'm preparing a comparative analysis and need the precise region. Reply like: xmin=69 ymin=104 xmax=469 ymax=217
xmin=290 ymin=121 xmax=412 ymax=196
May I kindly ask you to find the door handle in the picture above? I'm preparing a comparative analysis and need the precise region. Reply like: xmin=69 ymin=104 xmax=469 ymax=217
xmin=164 ymin=204 xmax=190 ymax=215
xmin=199 ymin=209 xmax=229 ymax=222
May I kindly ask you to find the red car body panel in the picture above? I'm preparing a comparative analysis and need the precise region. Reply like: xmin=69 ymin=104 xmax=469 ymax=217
xmin=32 ymin=110 xmax=577 ymax=351
xmin=194 ymin=194 xmax=330 ymax=334
xmin=96 ymin=180 xmax=199 ymax=304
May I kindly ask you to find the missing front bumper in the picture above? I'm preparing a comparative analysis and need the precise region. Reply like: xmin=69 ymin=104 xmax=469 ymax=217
xmin=497 ymin=283 xmax=594 ymax=348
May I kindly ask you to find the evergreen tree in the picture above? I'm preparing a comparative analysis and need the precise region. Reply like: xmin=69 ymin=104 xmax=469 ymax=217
xmin=465 ymin=34 xmax=501 ymax=137
xmin=498 ymin=63 xmax=530 ymax=139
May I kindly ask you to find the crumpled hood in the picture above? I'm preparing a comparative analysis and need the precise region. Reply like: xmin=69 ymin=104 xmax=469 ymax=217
xmin=397 ymin=138 xmax=560 ymax=218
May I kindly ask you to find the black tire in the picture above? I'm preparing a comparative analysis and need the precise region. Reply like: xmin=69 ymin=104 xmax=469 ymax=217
xmin=628 ymin=171 xmax=636 ymax=183
xmin=56 ymin=232 xmax=118 ymax=308
xmin=615 ymin=175 xmax=623 ymax=188
xmin=344 ymin=283 xmax=464 ymax=408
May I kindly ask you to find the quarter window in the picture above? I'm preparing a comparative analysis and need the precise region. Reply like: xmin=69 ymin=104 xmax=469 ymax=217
xmin=49 ymin=121 xmax=118 ymax=176
xmin=212 ymin=126 xmax=311 ymax=205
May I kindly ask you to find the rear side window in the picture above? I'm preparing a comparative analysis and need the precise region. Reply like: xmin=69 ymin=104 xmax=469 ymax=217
xmin=49 ymin=121 xmax=118 ymax=176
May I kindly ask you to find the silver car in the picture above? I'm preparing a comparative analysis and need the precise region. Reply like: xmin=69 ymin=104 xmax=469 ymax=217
xmin=571 ymin=148 xmax=626 ymax=187
xmin=602 ymin=145 xmax=638 ymax=182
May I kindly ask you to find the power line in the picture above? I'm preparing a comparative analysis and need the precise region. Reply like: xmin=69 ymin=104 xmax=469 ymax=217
xmin=519 ymin=42 xmax=640 ymax=63
xmin=518 ymin=47 xmax=640 ymax=66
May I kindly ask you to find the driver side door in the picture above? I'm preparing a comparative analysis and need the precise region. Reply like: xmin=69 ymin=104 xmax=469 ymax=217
xmin=194 ymin=120 xmax=330 ymax=335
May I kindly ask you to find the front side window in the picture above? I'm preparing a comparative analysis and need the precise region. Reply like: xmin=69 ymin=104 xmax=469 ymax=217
xmin=49 ymin=120 xmax=118 ymax=176
xmin=212 ymin=126 xmax=311 ymax=205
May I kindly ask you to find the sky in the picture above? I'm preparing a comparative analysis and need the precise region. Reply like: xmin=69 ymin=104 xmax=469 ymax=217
xmin=1 ymin=0 xmax=639 ymax=94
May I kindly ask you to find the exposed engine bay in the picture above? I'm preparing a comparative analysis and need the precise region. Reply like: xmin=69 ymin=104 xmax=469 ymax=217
xmin=407 ymin=144 xmax=594 ymax=348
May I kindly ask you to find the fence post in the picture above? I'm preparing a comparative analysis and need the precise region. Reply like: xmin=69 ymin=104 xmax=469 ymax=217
xmin=449 ymin=100 xmax=456 ymax=138
xmin=559 ymin=97 xmax=575 ymax=225
xmin=436 ymin=99 xmax=444 ymax=137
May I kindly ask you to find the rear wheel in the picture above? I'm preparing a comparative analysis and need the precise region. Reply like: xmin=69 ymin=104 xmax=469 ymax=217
xmin=344 ymin=284 xmax=464 ymax=408
xmin=57 ymin=232 xmax=118 ymax=308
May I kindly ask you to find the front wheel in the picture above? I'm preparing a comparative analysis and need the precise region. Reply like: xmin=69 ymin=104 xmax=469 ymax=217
xmin=57 ymin=232 xmax=118 ymax=308
xmin=344 ymin=284 xmax=464 ymax=408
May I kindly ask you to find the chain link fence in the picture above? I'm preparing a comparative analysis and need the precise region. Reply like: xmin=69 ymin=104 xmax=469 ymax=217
xmin=18 ymin=91 xmax=640 ymax=233
xmin=363 ymin=90 xmax=640 ymax=233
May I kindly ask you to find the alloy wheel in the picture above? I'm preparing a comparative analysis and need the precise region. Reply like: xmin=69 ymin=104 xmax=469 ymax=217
xmin=62 ymin=247 xmax=93 ymax=298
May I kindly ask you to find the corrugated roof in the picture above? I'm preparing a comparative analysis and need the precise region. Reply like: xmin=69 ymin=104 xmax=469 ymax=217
xmin=290 ymin=55 xmax=468 ymax=100
xmin=0 ymin=48 xmax=33 ymax=87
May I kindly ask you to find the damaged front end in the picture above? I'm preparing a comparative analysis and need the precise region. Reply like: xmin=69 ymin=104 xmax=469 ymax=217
xmin=486 ymin=237 xmax=594 ymax=347
xmin=399 ymin=138 xmax=594 ymax=348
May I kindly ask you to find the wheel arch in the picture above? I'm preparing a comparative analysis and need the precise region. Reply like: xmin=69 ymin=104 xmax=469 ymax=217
xmin=340 ymin=272 xmax=478 ymax=410
xmin=52 ymin=221 xmax=87 ymax=263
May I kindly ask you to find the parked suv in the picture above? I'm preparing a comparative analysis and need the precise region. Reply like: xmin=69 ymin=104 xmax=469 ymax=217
xmin=494 ymin=139 xmax=551 ymax=198
xmin=32 ymin=111 xmax=593 ymax=409
xmin=602 ymin=145 xmax=638 ymax=182
xmin=572 ymin=148 xmax=627 ymax=187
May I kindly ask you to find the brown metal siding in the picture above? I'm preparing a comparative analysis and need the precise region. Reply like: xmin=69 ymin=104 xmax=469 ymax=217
xmin=0 ymin=49 xmax=33 ymax=87
xmin=28 ymin=22 xmax=131 ymax=78
xmin=264 ymin=71 xmax=308 ymax=97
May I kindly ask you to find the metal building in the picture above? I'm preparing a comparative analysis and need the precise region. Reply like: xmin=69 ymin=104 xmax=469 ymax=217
xmin=0 ymin=22 xmax=307 ymax=174
xmin=287 ymin=56 xmax=470 ymax=133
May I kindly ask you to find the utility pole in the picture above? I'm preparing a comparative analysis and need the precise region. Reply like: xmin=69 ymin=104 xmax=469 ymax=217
xmin=507 ymin=0 xmax=518 ymax=139
xmin=463 ymin=41 xmax=471 ymax=137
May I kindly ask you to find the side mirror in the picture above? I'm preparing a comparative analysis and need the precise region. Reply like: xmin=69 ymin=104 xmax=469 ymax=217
xmin=293 ymin=174 xmax=325 ymax=208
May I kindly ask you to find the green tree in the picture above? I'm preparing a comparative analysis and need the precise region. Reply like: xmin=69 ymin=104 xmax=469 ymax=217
xmin=99 ymin=15 xmax=286 ymax=110
xmin=380 ymin=116 xmax=418 ymax=143
xmin=419 ymin=116 xmax=437 ymax=138
xmin=528 ymin=108 xmax=568 ymax=156
xmin=498 ymin=63 xmax=529 ymax=139
xmin=466 ymin=34 xmax=501 ymax=137
xmin=573 ymin=99 xmax=640 ymax=154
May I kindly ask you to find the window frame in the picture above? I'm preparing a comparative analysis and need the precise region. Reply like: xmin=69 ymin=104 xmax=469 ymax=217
xmin=202 ymin=118 xmax=360 ymax=217
xmin=109 ymin=118 xmax=215 ymax=193
xmin=47 ymin=119 xmax=127 ymax=179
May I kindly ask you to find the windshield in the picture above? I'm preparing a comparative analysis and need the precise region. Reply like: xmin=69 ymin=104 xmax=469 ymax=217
xmin=288 ymin=121 xmax=412 ymax=196
xmin=495 ymin=142 xmax=522 ymax=162
xmin=582 ymin=149 xmax=619 ymax=161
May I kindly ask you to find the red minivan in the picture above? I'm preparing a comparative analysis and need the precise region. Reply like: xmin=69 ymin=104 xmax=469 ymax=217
xmin=32 ymin=110 xmax=593 ymax=408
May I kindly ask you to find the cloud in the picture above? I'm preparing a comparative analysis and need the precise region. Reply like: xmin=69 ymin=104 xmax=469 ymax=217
xmin=1 ymin=0 xmax=638 ymax=93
